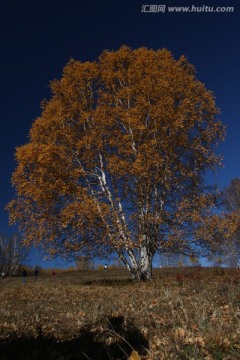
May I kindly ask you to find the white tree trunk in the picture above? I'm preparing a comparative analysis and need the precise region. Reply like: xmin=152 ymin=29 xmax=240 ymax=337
xmin=140 ymin=244 xmax=152 ymax=281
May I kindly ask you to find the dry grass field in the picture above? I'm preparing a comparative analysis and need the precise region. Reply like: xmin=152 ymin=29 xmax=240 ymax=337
xmin=0 ymin=267 xmax=240 ymax=360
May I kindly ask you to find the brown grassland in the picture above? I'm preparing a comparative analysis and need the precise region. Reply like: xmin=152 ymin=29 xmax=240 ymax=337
xmin=0 ymin=267 xmax=240 ymax=360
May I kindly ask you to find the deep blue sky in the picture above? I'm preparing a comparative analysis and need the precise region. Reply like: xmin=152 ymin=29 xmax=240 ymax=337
xmin=1 ymin=0 xmax=239 ymax=267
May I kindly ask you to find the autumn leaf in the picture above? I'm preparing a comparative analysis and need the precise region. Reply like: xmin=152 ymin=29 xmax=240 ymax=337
xmin=129 ymin=350 xmax=141 ymax=360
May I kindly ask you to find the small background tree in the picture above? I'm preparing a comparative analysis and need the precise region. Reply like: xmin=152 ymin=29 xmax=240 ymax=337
xmin=75 ymin=256 xmax=94 ymax=270
xmin=0 ymin=233 xmax=29 ymax=276
xmin=212 ymin=178 xmax=240 ymax=267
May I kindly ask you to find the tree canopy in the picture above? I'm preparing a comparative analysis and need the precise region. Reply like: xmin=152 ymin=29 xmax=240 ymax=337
xmin=8 ymin=46 xmax=228 ymax=280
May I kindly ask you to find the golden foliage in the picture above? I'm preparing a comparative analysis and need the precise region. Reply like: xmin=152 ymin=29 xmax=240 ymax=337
xmin=129 ymin=350 xmax=141 ymax=360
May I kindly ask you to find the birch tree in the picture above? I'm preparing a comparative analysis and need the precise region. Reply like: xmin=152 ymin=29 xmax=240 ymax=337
xmin=8 ymin=46 xmax=226 ymax=280
xmin=0 ymin=233 xmax=28 ymax=276
xmin=218 ymin=178 xmax=240 ymax=267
